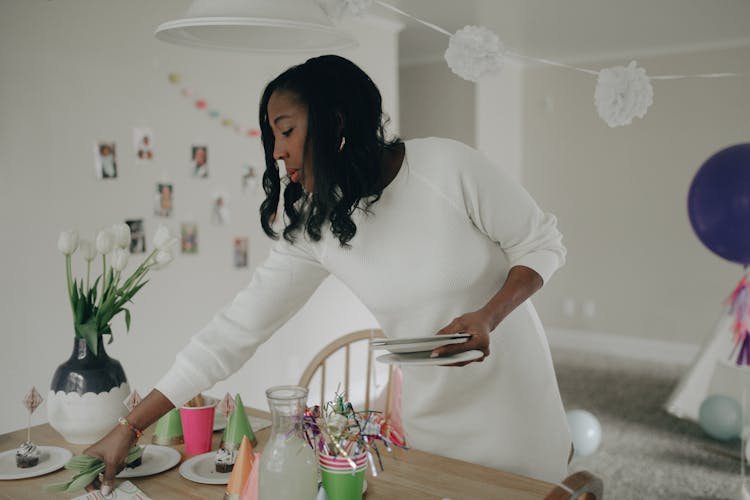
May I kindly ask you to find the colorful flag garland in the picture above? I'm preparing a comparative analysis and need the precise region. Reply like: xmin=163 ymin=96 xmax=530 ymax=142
xmin=168 ymin=73 xmax=261 ymax=140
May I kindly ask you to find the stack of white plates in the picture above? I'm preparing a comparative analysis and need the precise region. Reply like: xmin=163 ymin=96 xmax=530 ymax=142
xmin=371 ymin=334 xmax=484 ymax=366
xmin=370 ymin=334 xmax=471 ymax=354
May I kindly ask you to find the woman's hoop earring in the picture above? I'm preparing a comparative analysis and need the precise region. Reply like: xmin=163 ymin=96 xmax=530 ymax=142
xmin=338 ymin=136 xmax=346 ymax=152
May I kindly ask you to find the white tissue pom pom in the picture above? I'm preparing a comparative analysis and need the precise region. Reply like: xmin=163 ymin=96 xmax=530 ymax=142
xmin=444 ymin=25 xmax=504 ymax=82
xmin=594 ymin=60 xmax=654 ymax=127
xmin=315 ymin=0 xmax=373 ymax=23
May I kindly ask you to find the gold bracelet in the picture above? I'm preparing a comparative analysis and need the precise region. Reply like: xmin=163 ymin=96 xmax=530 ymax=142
xmin=118 ymin=417 xmax=144 ymax=440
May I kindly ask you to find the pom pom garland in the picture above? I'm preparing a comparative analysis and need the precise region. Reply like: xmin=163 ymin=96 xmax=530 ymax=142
xmin=345 ymin=0 xmax=739 ymax=127
xmin=444 ymin=25 xmax=504 ymax=82
xmin=594 ymin=61 xmax=654 ymax=127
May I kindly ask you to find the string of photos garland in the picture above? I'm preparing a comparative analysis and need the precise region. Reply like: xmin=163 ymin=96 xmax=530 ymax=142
xmin=89 ymin=72 xmax=261 ymax=270
xmin=315 ymin=0 xmax=743 ymax=128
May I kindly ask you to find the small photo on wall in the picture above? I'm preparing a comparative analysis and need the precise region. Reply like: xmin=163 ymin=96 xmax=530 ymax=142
xmin=192 ymin=145 xmax=208 ymax=178
xmin=234 ymin=237 xmax=248 ymax=268
xmin=95 ymin=142 xmax=118 ymax=179
xmin=125 ymin=219 xmax=146 ymax=254
xmin=154 ymin=183 xmax=173 ymax=217
xmin=134 ymin=128 xmax=154 ymax=162
xmin=241 ymin=164 xmax=259 ymax=193
xmin=211 ymin=192 xmax=230 ymax=225
xmin=181 ymin=223 xmax=198 ymax=254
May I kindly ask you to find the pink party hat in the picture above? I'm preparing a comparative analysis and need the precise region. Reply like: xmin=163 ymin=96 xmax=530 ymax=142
xmin=223 ymin=436 xmax=254 ymax=500
xmin=240 ymin=452 xmax=261 ymax=500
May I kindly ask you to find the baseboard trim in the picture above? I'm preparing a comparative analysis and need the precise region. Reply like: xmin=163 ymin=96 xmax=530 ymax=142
xmin=546 ymin=327 xmax=700 ymax=365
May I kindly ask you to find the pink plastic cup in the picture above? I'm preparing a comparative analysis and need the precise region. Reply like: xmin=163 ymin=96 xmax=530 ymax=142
xmin=179 ymin=397 xmax=216 ymax=456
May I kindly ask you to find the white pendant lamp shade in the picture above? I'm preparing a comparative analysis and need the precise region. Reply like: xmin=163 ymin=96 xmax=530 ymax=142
xmin=155 ymin=0 xmax=358 ymax=53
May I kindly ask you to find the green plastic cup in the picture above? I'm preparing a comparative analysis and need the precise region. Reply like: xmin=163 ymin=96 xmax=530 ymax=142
xmin=319 ymin=456 xmax=365 ymax=500
xmin=321 ymin=467 xmax=365 ymax=500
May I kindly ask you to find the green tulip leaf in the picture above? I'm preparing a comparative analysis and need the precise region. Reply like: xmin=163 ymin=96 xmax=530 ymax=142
xmin=76 ymin=320 xmax=99 ymax=355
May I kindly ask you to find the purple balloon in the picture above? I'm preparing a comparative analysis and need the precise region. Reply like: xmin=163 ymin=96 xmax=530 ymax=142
xmin=688 ymin=143 xmax=750 ymax=265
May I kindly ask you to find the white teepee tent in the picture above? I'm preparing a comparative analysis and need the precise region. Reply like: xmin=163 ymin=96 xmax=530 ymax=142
xmin=666 ymin=276 xmax=750 ymax=421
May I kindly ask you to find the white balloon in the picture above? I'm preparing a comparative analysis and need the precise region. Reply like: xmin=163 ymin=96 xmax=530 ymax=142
xmin=566 ymin=409 xmax=602 ymax=457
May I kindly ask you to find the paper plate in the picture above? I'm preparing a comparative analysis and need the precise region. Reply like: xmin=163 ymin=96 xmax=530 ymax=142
xmin=376 ymin=349 xmax=484 ymax=366
xmin=117 ymin=445 xmax=181 ymax=479
xmin=0 ymin=446 xmax=72 ymax=480
xmin=371 ymin=333 xmax=470 ymax=346
xmin=213 ymin=410 xmax=272 ymax=434
xmin=213 ymin=408 xmax=226 ymax=432
xmin=371 ymin=336 xmax=470 ymax=354
xmin=179 ymin=451 xmax=232 ymax=485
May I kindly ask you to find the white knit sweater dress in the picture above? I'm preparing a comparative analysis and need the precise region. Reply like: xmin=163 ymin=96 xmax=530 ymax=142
xmin=155 ymin=137 xmax=572 ymax=483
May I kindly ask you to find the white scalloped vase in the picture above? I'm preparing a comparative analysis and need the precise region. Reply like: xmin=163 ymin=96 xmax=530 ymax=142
xmin=47 ymin=382 xmax=131 ymax=444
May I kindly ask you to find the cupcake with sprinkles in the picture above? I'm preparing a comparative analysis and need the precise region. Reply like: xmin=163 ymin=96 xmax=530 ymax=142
xmin=16 ymin=441 xmax=41 ymax=469
xmin=215 ymin=447 xmax=237 ymax=473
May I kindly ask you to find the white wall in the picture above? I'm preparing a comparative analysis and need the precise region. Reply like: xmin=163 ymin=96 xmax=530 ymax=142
xmin=521 ymin=46 xmax=750 ymax=343
xmin=476 ymin=60 xmax=524 ymax=181
xmin=398 ymin=55 xmax=524 ymax=180
xmin=397 ymin=34 xmax=750 ymax=350
xmin=0 ymin=1 xmax=400 ymax=434
xmin=399 ymin=59 xmax=475 ymax=146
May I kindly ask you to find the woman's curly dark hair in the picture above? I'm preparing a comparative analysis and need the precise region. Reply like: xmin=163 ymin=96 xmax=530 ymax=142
xmin=258 ymin=55 xmax=400 ymax=247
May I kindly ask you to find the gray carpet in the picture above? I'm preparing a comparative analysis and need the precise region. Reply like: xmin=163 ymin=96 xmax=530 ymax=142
xmin=552 ymin=349 xmax=744 ymax=500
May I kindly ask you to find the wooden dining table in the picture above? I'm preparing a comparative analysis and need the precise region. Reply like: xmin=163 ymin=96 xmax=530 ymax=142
xmin=0 ymin=408 xmax=555 ymax=499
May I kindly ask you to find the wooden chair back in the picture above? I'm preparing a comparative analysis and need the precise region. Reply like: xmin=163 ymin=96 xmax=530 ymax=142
xmin=297 ymin=328 xmax=393 ymax=417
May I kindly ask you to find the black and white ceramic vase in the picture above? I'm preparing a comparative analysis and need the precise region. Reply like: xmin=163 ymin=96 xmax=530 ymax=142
xmin=47 ymin=336 xmax=130 ymax=444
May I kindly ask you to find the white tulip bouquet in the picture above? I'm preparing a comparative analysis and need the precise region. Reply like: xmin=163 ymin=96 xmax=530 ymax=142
xmin=57 ymin=223 xmax=178 ymax=355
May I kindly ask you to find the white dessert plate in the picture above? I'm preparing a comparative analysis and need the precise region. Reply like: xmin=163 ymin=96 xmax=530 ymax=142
xmin=371 ymin=336 xmax=471 ymax=354
xmin=213 ymin=409 xmax=272 ymax=434
xmin=376 ymin=349 xmax=484 ymax=366
xmin=371 ymin=333 xmax=470 ymax=346
xmin=213 ymin=409 xmax=226 ymax=431
xmin=117 ymin=445 xmax=181 ymax=479
xmin=179 ymin=451 xmax=232 ymax=485
xmin=0 ymin=446 xmax=72 ymax=480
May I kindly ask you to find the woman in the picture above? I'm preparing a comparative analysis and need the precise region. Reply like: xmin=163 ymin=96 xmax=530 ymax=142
xmin=85 ymin=55 xmax=571 ymax=494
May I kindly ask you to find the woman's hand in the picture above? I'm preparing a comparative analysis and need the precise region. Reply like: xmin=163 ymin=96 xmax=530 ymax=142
xmin=79 ymin=389 xmax=174 ymax=495
xmin=431 ymin=309 xmax=493 ymax=367
xmin=431 ymin=266 xmax=545 ymax=367
xmin=82 ymin=424 xmax=137 ymax=495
